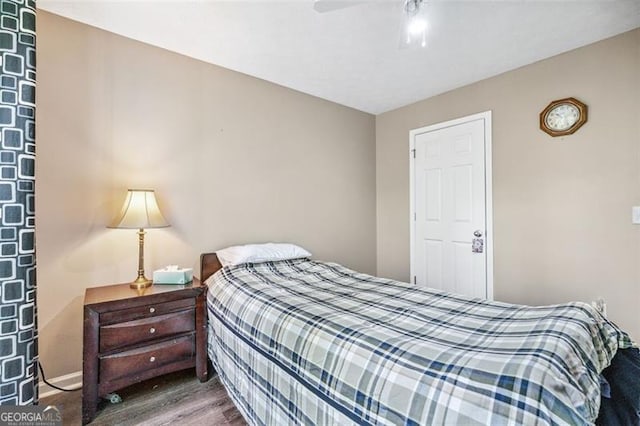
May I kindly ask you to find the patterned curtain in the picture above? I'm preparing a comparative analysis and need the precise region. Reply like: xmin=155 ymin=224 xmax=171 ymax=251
xmin=0 ymin=0 xmax=37 ymax=405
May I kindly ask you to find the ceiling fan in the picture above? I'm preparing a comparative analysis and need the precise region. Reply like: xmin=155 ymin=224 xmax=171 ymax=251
xmin=313 ymin=0 xmax=429 ymax=47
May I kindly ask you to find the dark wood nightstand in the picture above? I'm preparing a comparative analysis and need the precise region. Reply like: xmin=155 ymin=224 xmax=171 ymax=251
xmin=82 ymin=279 xmax=208 ymax=424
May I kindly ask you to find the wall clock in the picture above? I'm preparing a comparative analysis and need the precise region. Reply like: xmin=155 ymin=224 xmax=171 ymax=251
xmin=539 ymin=97 xmax=588 ymax=137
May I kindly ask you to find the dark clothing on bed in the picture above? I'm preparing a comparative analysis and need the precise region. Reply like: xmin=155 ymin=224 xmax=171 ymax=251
xmin=597 ymin=347 xmax=640 ymax=426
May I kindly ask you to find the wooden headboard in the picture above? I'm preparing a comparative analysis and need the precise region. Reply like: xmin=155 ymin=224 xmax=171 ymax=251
xmin=199 ymin=252 xmax=223 ymax=284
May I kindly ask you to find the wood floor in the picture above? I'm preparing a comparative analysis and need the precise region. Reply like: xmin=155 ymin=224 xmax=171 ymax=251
xmin=40 ymin=369 xmax=246 ymax=426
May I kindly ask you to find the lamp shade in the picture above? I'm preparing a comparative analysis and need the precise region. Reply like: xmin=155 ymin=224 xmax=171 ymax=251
xmin=108 ymin=189 xmax=170 ymax=229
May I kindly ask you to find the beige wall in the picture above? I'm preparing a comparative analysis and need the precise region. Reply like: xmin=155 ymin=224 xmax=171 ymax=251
xmin=376 ymin=29 xmax=640 ymax=340
xmin=36 ymin=12 xmax=376 ymax=377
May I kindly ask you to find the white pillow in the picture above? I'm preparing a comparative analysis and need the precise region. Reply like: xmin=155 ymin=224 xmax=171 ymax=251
xmin=216 ymin=243 xmax=311 ymax=267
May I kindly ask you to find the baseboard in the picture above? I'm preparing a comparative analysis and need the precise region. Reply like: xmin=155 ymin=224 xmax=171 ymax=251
xmin=39 ymin=370 xmax=82 ymax=399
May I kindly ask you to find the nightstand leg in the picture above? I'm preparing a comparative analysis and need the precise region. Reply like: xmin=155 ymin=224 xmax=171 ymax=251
xmin=82 ymin=387 xmax=97 ymax=425
xmin=83 ymin=308 xmax=100 ymax=424
xmin=195 ymin=292 xmax=208 ymax=382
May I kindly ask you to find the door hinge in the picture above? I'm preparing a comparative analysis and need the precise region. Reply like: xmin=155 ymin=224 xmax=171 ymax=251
xmin=414 ymin=212 xmax=416 ymax=221
xmin=411 ymin=149 xmax=416 ymax=158
xmin=413 ymin=276 xmax=417 ymax=284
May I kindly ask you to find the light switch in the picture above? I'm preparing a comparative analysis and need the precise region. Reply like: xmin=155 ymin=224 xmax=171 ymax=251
xmin=633 ymin=206 xmax=640 ymax=224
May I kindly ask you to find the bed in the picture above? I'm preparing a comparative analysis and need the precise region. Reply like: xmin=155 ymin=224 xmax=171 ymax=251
xmin=200 ymin=251 xmax=637 ymax=425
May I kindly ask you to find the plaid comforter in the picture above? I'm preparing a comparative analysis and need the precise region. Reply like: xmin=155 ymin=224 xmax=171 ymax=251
xmin=206 ymin=259 xmax=634 ymax=426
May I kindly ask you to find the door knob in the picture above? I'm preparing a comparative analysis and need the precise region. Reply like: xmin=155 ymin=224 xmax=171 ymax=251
xmin=473 ymin=230 xmax=483 ymax=237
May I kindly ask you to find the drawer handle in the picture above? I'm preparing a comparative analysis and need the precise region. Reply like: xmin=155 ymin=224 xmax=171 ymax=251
xmin=149 ymin=327 xmax=156 ymax=334
xmin=149 ymin=356 xmax=156 ymax=363
xmin=149 ymin=307 xmax=156 ymax=313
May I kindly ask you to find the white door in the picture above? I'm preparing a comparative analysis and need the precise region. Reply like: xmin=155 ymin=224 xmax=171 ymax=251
xmin=410 ymin=112 xmax=493 ymax=299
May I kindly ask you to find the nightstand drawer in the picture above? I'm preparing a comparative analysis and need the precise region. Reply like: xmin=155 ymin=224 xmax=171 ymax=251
xmin=100 ymin=298 xmax=194 ymax=324
xmin=99 ymin=334 xmax=195 ymax=382
xmin=99 ymin=310 xmax=195 ymax=353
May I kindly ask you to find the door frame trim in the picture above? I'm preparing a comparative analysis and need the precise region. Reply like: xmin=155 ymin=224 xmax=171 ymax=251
xmin=409 ymin=111 xmax=494 ymax=299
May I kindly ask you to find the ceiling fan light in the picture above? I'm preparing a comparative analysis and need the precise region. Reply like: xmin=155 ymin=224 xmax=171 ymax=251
xmin=408 ymin=16 xmax=427 ymax=36
xmin=402 ymin=0 xmax=428 ymax=49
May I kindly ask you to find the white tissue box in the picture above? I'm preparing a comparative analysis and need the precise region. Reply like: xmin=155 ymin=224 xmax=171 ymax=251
xmin=153 ymin=266 xmax=193 ymax=285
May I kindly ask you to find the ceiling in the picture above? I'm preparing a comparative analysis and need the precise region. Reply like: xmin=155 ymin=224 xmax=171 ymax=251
xmin=38 ymin=1 xmax=640 ymax=114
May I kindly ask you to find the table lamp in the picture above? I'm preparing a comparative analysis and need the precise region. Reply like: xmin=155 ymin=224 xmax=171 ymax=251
xmin=108 ymin=189 xmax=170 ymax=289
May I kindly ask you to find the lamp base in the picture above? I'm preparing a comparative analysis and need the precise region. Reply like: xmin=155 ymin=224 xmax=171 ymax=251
xmin=130 ymin=276 xmax=152 ymax=290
